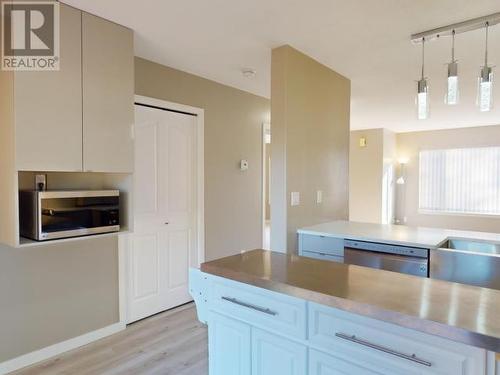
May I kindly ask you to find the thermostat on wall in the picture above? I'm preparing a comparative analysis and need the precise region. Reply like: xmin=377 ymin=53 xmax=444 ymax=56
xmin=240 ymin=159 xmax=249 ymax=171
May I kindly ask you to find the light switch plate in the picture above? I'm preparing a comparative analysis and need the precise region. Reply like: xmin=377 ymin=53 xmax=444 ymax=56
xmin=291 ymin=192 xmax=300 ymax=206
xmin=359 ymin=137 xmax=367 ymax=147
xmin=316 ymin=190 xmax=322 ymax=204
xmin=240 ymin=159 xmax=249 ymax=171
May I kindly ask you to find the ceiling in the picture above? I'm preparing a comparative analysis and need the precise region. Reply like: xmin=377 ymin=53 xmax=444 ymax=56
xmin=64 ymin=0 xmax=500 ymax=133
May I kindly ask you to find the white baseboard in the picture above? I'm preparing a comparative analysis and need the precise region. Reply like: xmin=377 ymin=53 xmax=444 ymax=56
xmin=0 ymin=321 xmax=126 ymax=375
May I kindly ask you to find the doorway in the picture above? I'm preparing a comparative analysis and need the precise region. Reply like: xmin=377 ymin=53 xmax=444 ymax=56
xmin=127 ymin=96 xmax=204 ymax=324
xmin=262 ymin=123 xmax=271 ymax=250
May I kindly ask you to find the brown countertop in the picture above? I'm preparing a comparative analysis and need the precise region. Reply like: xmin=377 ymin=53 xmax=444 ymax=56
xmin=201 ymin=249 xmax=500 ymax=352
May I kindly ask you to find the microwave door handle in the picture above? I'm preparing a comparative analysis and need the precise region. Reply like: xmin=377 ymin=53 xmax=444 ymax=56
xmin=41 ymin=207 xmax=87 ymax=216
xmin=42 ymin=208 xmax=56 ymax=216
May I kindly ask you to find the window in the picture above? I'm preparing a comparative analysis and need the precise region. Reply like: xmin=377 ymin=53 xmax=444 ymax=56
xmin=419 ymin=147 xmax=500 ymax=216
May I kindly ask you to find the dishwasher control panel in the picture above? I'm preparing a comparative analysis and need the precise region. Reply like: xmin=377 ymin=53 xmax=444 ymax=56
xmin=344 ymin=239 xmax=429 ymax=258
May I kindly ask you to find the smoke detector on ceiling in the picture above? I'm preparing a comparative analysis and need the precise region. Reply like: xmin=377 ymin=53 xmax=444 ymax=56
xmin=241 ymin=68 xmax=257 ymax=78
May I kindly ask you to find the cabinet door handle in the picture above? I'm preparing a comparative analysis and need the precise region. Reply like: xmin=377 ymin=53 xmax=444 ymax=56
xmin=221 ymin=296 xmax=278 ymax=316
xmin=335 ymin=333 xmax=432 ymax=367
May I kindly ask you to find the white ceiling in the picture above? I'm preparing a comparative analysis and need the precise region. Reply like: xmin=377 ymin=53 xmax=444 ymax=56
xmin=64 ymin=0 xmax=500 ymax=132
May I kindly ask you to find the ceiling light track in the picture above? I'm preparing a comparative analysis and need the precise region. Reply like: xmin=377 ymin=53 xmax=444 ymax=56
xmin=411 ymin=12 xmax=500 ymax=44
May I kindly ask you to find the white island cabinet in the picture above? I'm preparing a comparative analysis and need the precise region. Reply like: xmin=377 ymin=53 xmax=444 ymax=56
xmin=190 ymin=264 xmax=496 ymax=375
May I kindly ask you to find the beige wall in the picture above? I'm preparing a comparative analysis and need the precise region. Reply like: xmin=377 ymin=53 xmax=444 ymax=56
xmin=0 ymin=62 xmax=16 ymax=246
xmin=0 ymin=236 xmax=119 ymax=362
xmin=270 ymin=45 xmax=350 ymax=252
xmin=349 ymin=128 xmax=396 ymax=224
xmin=135 ymin=57 xmax=270 ymax=261
xmin=396 ymin=125 xmax=500 ymax=232
xmin=382 ymin=129 xmax=397 ymax=224
xmin=349 ymin=129 xmax=384 ymax=223
xmin=0 ymin=56 xmax=269 ymax=364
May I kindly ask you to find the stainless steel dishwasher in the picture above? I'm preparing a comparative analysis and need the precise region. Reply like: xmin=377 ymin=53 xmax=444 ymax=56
xmin=343 ymin=239 xmax=429 ymax=277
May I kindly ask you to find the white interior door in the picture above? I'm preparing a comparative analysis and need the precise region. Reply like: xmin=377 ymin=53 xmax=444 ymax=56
xmin=127 ymin=104 xmax=198 ymax=323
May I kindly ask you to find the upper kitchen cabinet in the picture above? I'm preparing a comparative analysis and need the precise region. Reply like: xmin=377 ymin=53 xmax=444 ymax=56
xmin=82 ymin=13 xmax=134 ymax=173
xmin=15 ymin=4 xmax=83 ymax=172
xmin=0 ymin=6 xmax=134 ymax=247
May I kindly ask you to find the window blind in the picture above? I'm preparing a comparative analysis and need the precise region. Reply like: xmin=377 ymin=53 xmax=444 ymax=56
xmin=419 ymin=147 xmax=500 ymax=215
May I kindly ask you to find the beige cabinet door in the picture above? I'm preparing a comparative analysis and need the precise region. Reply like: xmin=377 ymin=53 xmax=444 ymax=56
xmin=15 ymin=4 xmax=83 ymax=172
xmin=82 ymin=13 xmax=134 ymax=173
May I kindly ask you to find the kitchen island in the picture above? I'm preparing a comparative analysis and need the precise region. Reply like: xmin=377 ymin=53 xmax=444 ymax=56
xmin=298 ymin=220 xmax=500 ymax=249
xmin=297 ymin=220 xmax=500 ymax=290
xmin=190 ymin=249 xmax=500 ymax=375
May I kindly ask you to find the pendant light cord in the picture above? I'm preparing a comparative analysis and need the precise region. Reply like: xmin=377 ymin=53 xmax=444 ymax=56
xmin=484 ymin=21 xmax=489 ymax=66
xmin=421 ymin=37 xmax=425 ymax=79
xmin=451 ymin=30 xmax=455 ymax=62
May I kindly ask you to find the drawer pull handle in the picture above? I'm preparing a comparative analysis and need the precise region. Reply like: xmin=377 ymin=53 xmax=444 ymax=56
xmin=221 ymin=296 xmax=278 ymax=316
xmin=335 ymin=333 xmax=432 ymax=367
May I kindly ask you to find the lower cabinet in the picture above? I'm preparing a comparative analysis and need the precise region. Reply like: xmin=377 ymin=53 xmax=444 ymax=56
xmin=308 ymin=302 xmax=486 ymax=375
xmin=252 ymin=328 xmax=307 ymax=375
xmin=309 ymin=349 xmax=382 ymax=375
xmin=192 ymin=272 xmax=491 ymax=375
xmin=208 ymin=313 xmax=307 ymax=375
xmin=209 ymin=313 xmax=251 ymax=375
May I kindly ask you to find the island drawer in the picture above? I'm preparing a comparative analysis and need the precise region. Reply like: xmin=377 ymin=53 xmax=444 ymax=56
xmin=300 ymin=250 xmax=343 ymax=263
xmin=298 ymin=233 xmax=344 ymax=256
xmin=209 ymin=276 xmax=307 ymax=340
xmin=308 ymin=303 xmax=486 ymax=375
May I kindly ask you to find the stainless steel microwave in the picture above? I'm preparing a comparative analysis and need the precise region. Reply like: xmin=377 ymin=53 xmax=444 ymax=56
xmin=19 ymin=190 xmax=120 ymax=241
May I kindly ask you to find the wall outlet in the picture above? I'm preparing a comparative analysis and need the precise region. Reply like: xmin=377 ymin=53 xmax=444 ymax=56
xmin=291 ymin=192 xmax=300 ymax=206
xmin=35 ymin=174 xmax=47 ymax=191
xmin=316 ymin=190 xmax=322 ymax=204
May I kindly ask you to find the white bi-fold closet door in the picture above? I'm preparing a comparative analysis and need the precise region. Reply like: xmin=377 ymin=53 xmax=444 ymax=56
xmin=128 ymin=103 xmax=198 ymax=323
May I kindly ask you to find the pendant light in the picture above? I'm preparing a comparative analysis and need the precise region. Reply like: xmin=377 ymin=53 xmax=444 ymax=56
xmin=417 ymin=38 xmax=429 ymax=120
xmin=445 ymin=30 xmax=459 ymax=105
xmin=477 ymin=22 xmax=493 ymax=112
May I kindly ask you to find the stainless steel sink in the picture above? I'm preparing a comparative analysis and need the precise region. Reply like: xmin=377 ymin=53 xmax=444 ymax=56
xmin=431 ymin=239 xmax=500 ymax=290
xmin=439 ymin=238 xmax=500 ymax=255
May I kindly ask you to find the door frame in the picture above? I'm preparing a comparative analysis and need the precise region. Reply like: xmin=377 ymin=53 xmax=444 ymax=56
xmin=121 ymin=95 xmax=205 ymax=324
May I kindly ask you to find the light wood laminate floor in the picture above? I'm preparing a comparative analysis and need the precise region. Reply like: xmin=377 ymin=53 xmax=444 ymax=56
xmin=13 ymin=303 xmax=208 ymax=375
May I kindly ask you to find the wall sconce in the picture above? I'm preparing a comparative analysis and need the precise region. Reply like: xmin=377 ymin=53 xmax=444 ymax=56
xmin=396 ymin=158 xmax=408 ymax=185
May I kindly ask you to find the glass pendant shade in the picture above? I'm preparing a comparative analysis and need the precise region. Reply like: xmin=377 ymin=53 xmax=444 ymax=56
xmin=478 ymin=65 xmax=493 ymax=112
xmin=417 ymin=78 xmax=429 ymax=120
xmin=477 ymin=22 xmax=493 ymax=112
xmin=416 ymin=38 xmax=429 ymax=120
xmin=445 ymin=62 xmax=459 ymax=105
